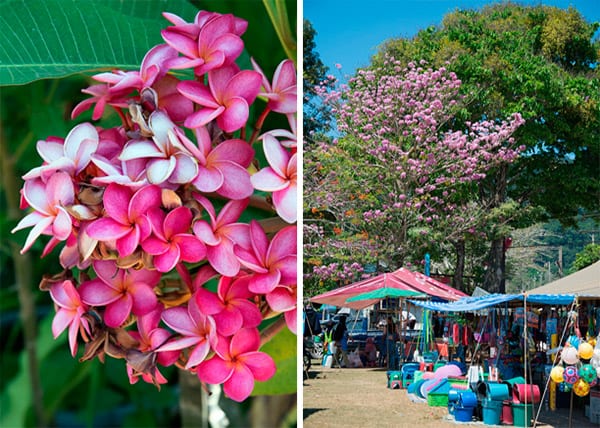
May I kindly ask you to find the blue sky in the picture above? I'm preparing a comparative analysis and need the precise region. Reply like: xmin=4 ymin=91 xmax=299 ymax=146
xmin=304 ymin=0 xmax=600 ymax=75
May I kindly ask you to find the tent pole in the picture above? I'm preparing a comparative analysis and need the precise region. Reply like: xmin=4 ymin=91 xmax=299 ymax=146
xmin=523 ymin=293 xmax=528 ymax=415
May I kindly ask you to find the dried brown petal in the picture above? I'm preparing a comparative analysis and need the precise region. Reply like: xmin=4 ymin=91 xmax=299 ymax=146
xmin=161 ymin=189 xmax=182 ymax=209
xmin=39 ymin=271 xmax=70 ymax=291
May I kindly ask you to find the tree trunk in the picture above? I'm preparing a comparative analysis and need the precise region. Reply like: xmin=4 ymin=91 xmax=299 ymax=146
xmin=482 ymin=165 xmax=508 ymax=294
xmin=179 ymin=369 xmax=208 ymax=428
xmin=452 ymin=239 xmax=465 ymax=291
xmin=250 ymin=394 xmax=296 ymax=427
xmin=483 ymin=237 xmax=505 ymax=293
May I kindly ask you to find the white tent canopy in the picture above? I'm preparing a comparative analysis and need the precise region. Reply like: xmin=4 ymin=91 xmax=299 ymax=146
xmin=528 ymin=260 xmax=600 ymax=297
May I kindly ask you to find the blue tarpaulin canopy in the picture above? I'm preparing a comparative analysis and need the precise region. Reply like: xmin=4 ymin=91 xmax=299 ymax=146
xmin=409 ymin=293 xmax=576 ymax=312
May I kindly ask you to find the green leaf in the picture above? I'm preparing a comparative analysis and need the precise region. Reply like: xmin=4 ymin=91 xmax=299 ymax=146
xmin=0 ymin=313 xmax=65 ymax=427
xmin=252 ymin=327 xmax=296 ymax=396
xmin=0 ymin=0 xmax=198 ymax=86
xmin=262 ymin=0 xmax=296 ymax=62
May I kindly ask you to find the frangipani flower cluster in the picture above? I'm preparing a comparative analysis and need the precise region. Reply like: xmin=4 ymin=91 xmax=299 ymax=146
xmin=12 ymin=9 xmax=297 ymax=403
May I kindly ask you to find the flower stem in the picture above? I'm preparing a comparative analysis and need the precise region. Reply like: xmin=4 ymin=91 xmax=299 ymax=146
xmin=260 ymin=316 xmax=286 ymax=347
xmin=0 ymin=122 xmax=47 ymax=428
xmin=249 ymin=106 xmax=271 ymax=144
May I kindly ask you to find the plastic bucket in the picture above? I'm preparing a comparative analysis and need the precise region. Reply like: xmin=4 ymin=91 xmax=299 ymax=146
xmin=414 ymin=370 xmax=424 ymax=383
xmin=502 ymin=400 xmax=513 ymax=425
xmin=487 ymin=382 xmax=510 ymax=401
xmin=512 ymin=403 xmax=533 ymax=427
xmin=459 ymin=390 xmax=478 ymax=408
xmin=482 ymin=399 xmax=503 ymax=425
xmin=512 ymin=384 xmax=541 ymax=404
xmin=454 ymin=405 xmax=475 ymax=422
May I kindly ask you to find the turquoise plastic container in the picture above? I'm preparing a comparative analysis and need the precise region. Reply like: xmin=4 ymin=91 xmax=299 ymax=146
xmin=482 ymin=399 xmax=503 ymax=425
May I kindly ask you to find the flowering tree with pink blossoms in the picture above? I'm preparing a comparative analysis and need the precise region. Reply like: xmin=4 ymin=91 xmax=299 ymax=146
xmin=304 ymin=57 xmax=524 ymax=295
xmin=9 ymin=4 xmax=297 ymax=413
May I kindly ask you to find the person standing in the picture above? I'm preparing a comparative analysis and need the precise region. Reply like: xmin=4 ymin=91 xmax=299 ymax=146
xmin=333 ymin=316 xmax=349 ymax=367
xmin=384 ymin=316 xmax=399 ymax=369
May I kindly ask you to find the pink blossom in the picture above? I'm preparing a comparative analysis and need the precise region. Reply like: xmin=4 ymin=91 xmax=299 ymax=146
xmin=251 ymin=134 xmax=297 ymax=223
xmin=126 ymin=309 xmax=179 ymax=385
xmin=86 ymin=183 xmax=161 ymax=257
xmin=178 ymin=126 xmax=254 ymax=200
xmin=251 ymin=58 xmax=297 ymax=114
xmin=142 ymin=206 xmax=206 ymax=272
xmin=12 ymin=172 xmax=75 ymax=254
xmin=71 ymin=84 xmax=129 ymax=120
xmin=49 ymin=280 xmax=90 ymax=356
xmin=266 ymin=283 xmax=297 ymax=334
xmin=90 ymin=44 xmax=179 ymax=97
xmin=159 ymin=292 xmax=217 ymax=369
xmin=234 ymin=221 xmax=296 ymax=295
xmin=161 ymin=11 xmax=246 ymax=75
xmin=177 ymin=65 xmax=262 ymax=132
xmin=192 ymin=196 xmax=250 ymax=276
xmin=197 ymin=328 xmax=276 ymax=402
xmin=119 ymin=111 xmax=198 ymax=186
xmin=195 ymin=274 xmax=262 ymax=336
xmin=23 ymin=123 xmax=99 ymax=180
xmin=79 ymin=260 xmax=160 ymax=327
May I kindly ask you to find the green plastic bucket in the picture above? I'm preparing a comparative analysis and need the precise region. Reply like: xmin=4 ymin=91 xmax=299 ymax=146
xmin=512 ymin=403 xmax=533 ymax=427
xmin=414 ymin=370 xmax=424 ymax=382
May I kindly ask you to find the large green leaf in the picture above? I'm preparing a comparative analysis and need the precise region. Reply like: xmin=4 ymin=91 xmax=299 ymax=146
xmin=252 ymin=327 xmax=297 ymax=396
xmin=0 ymin=0 xmax=198 ymax=86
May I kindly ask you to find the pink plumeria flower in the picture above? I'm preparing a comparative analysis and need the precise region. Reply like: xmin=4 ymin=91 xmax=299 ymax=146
xmin=91 ymin=156 xmax=149 ymax=190
xmin=159 ymin=292 xmax=217 ymax=369
xmin=251 ymin=134 xmax=297 ymax=223
xmin=79 ymin=260 xmax=160 ymax=328
xmin=71 ymin=83 xmax=129 ymax=120
xmin=49 ymin=280 xmax=90 ymax=356
xmin=192 ymin=196 xmax=250 ymax=276
xmin=197 ymin=328 xmax=276 ymax=402
xmin=119 ymin=111 xmax=198 ymax=186
xmin=12 ymin=172 xmax=75 ymax=254
xmin=195 ymin=274 xmax=262 ymax=336
xmin=178 ymin=126 xmax=254 ymax=200
xmin=23 ymin=123 xmax=99 ymax=180
xmin=161 ymin=11 xmax=246 ymax=75
xmin=90 ymin=45 xmax=179 ymax=99
xmin=153 ymin=75 xmax=194 ymax=122
xmin=251 ymin=58 xmax=297 ymax=114
xmin=142 ymin=205 xmax=207 ymax=272
xmin=86 ymin=183 xmax=161 ymax=258
xmin=127 ymin=309 xmax=179 ymax=386
xmin=234 ymin=221 xmax=297 ymax=295
xmin=177 ymin=65 xmax=262 ymax=132
xmin=267 ymin=283 xmax=297 ymax=335
xmin=264 ymin=126 xmax=297 ymax=150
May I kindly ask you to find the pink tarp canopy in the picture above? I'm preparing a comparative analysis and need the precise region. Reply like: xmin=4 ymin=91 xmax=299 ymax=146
xmin=309 ymin=267 xmax=469 ymax=309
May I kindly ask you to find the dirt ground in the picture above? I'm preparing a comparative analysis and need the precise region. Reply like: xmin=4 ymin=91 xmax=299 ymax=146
xmin=302 ymin=362 xmax=600 ymax=428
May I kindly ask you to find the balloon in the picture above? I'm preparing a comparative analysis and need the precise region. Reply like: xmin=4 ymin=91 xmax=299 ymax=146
xmin=597 ymin=367 xmax=600 ymax=378
xmin=563 ymin=365 xmax=579 ymax=385
xmin=561 ymin=346 xmax=580 ymax=365
xmin=572 ymin=378 xmax=590 ymax=397
xmin=578 ymin=342 xmax=594 ymax=360
xmin=568 ymin=335 xmax=581 ymax=348
xmin=550 ymin=366 xmax=564 ymax=383
xmin=590 ymin=378 xmax=598 ymax=388
xmin=579 ymin=364 xmax=596 ymax=383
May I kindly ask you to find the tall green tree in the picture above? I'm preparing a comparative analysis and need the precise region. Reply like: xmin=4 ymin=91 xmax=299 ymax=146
xmin=375 ymin=3 xmax=600 ymax=292
xmin=303 ymin=19 xmax=334 ymax=142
